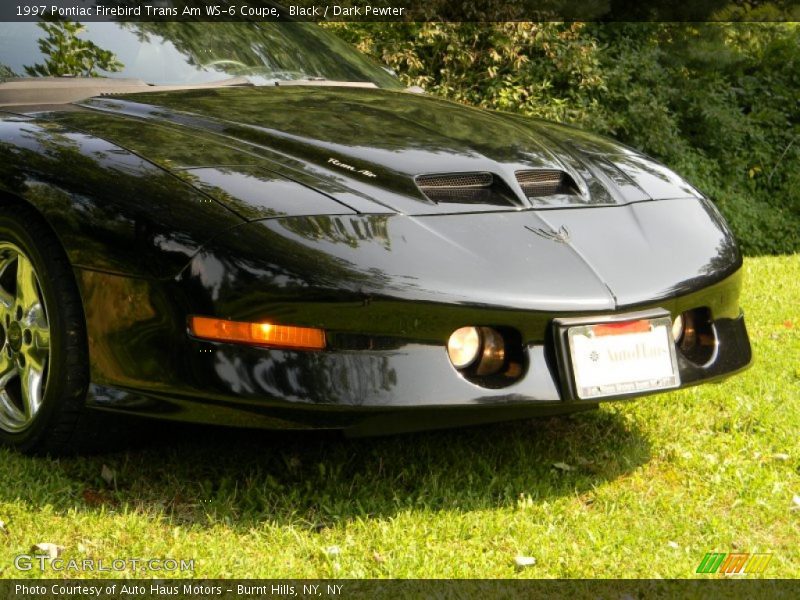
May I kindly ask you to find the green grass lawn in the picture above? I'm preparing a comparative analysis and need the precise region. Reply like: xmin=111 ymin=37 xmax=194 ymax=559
xmin=1 ymin=255 xmax=798 ymax=579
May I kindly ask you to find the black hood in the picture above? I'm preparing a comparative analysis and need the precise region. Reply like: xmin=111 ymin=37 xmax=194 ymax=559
xmin=71 ymin=86 xmax=702 ymax=217
xmin=48 ymin=85 xmax=740 ymax=308
xmin=12 ymin=84 xmax=740 ymax=310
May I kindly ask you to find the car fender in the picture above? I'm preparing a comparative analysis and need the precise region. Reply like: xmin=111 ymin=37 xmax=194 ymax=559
xmin=0 ymin=112 xmax=245 ymax=279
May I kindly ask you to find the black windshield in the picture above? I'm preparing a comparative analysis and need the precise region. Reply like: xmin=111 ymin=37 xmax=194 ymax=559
xmin=0 ymin=21 xmax=402 ymax=88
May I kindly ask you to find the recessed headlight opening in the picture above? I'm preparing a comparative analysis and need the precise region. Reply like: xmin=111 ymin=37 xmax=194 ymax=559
xmin=675 ymin=308 xmax=716 ymax=366
xmin=447 ymin=326 xmax=525 ymax=386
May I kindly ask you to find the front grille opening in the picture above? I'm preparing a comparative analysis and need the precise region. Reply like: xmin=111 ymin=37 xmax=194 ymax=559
xmin=516 ymin=170 xmax=579 ymax=198
xmin=415 ymin=172 xmax=520 ymax=206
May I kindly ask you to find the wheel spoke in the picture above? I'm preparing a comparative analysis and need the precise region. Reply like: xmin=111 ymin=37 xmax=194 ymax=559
xmin=0 ymin=255 xmax=14 ymax=316
xmin=25 ymin=303 xmax=51 ymax=356
xmin=16 ymin=254 xmax=41 ymax=313
xmin=0 ymin=254 xmax=14 ymax=278
xmin=20 ymin=361 xmax=45 ymax=419
xmin=0 ymin=352 xmax=16 ymax=387
xmin=0 ymin=354 xmax=23 ymax=427
xmin=0 ymin=286 xmax=13 ymax=315
xmin=31 ymin=325 xmax=51 ymax=353
xmin=0 ymin=390 xmax=24 ymax=424
xmin=25 ymin=301 xmax=47 ymax=327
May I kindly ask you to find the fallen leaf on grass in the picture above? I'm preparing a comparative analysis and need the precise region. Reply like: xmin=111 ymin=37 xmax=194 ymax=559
xmin=772 ymin=453 xmax=790 ymax=461
xmin=372 ymin=551 xmax=385 ymax=564
xmin=31 ymin=543 xmax=64 ymax=559
xmin=100 ymin=465 xmax=116 ymax=488
xmin=83 ymin=490 xmax=101 ymax=505
xmin=553 ymin=462 xmax=575 ymax=472
xmin=325 ymin=546 xmax=341 ymax=556
xmin=514 ymin=555 xmax=536 ymax=569
xmin=0 ymin=520 xmax=8 ymax=535
xmin=791 ymin=495 xmax=800 ymax=512
xmin=82 ymin=489 xmax=117 ymax=507
xmin=667 ymin=541 xmax=679 ymax=549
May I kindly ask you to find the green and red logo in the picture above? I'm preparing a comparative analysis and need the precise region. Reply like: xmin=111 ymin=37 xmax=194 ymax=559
xmin=696 ymin=552 xmax=772 ymax=575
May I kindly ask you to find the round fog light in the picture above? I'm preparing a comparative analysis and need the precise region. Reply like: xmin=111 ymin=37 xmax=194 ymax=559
xmin=447 ymin=327 xmax=481 ymax=369
xmin=672 ymin=314 xmax=684 ymax=343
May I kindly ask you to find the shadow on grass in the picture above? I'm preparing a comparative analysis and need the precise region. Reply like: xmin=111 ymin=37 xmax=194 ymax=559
xmin=2 ymin=408 xmax=650 ymax=530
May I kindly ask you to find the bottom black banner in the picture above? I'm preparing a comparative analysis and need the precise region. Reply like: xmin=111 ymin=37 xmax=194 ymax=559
xmin=0 ymin=579 xmax=797 ymax=600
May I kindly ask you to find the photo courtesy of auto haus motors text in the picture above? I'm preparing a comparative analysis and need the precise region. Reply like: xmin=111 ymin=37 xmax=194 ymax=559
xmin=14 ymin=583 xmax=345 ymax=597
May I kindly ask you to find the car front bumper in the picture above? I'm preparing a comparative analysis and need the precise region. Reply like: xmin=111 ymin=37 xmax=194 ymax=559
xmin=77 ymin=260 xmax=752 ymax=433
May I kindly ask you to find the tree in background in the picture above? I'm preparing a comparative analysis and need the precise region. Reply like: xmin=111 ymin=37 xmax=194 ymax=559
xmin=325 ymin=22 xmax=799 ymax=255
xmin=24 ymin=21 xmax=123 ymax=78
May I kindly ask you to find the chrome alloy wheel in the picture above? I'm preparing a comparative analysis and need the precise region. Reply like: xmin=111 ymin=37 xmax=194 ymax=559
xmin=0 ymin=242 xmax=50 ymax=433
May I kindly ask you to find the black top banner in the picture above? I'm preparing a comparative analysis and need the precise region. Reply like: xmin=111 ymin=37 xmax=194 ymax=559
xmin=1 ymin=0 xmax=799 ymax=22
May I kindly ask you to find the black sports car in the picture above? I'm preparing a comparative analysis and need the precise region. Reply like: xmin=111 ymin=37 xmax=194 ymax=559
xmin=0 ymin=19 xmax=751 ymax=454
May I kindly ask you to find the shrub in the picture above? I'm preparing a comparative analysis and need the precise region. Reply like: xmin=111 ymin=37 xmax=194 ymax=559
xmin=325 ymin=22 xmax=800 ymax=255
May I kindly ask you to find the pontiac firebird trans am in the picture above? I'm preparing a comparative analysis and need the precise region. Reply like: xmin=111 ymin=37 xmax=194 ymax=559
xmin=0 ymin=19 xmax=752 ymax=454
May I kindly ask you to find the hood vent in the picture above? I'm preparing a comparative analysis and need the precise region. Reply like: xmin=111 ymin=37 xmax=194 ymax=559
xmin=516 ymin=170 xmax=578 ymax=198
xmin=415 ymin=172 xmax=518 ymax=206
xmin=417 ymin=172 xmax=494 ymax=189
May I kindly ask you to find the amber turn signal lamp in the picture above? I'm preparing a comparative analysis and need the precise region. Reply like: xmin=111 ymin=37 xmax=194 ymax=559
xmin=189 ymin=316 xmax=326 ymax=351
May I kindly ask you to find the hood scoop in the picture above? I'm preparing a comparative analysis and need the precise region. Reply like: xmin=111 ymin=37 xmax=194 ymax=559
xmin=415 ymin=170 xmax=580 ymax=208
xmin=415 ymin=172 xmax=520 ymax=207
xmin=515 ymin=170 xmax=579 ymax=199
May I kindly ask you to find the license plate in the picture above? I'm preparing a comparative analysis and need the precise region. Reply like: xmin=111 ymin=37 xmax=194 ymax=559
xmin=567 ymin=316 xmax=680 ymax=400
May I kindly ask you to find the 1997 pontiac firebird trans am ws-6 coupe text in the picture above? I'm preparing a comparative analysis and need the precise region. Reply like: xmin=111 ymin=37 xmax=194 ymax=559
xmin=0 ymin=18 xmax=751 ymax=454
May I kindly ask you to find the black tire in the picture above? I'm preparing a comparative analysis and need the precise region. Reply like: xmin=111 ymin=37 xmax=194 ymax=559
xmin=0 ymin=203 xmax=110 ymax=455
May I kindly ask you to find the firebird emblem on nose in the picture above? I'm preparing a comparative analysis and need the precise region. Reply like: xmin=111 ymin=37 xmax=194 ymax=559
xmin=525 ymin=225 xmax=571 ymax=243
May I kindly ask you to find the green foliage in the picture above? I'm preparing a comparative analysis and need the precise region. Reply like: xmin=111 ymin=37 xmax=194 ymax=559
xmin=325 ymin=22 xmax=800 ymax=255
xmin=24 ymin=21 xmax=123 ymax=78
xmin=122 ymin=22 xmax=400 ymax=87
